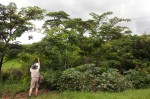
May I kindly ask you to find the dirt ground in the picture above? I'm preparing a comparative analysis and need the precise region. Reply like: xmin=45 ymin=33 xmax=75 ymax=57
xmin=3 ymin=89 xmax=49 ymax=99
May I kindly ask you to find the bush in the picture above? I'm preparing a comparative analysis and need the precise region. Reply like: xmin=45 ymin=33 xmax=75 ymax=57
xmin=76 ymin=64 xmax=107 ymax=91
xmin=0 ymin=83 xmax=28 ymax=98
xmin=89 ymin=69 xmax=133 ymax=92
xmin=77 ymin=64 xmax=132 ymax=92
xmin=0 ymin=72 xmax=28 ymax=97
xmin=125 ymin=69 xmax=150 ymax=88
xmin=1 ymin=69 xmax=22 ymax=84
xmin=57 ymin=68 xmax=84 ymax=91
xmin=41 ymin=69 xmax=62 ymax=90
xmin=76 ymin=64 xmax=107 ymax=75
xmin=57 ymin=64 xmax=132 ymax=92
xmin=20 ymin=62 xmax=32 ymax=86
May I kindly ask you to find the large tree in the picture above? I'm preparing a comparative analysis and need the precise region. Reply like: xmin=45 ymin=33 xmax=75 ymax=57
xmin=43 ymin=11 xmax=81 ymax=70
xmin=0 ymin=2 xmax=45 ymax=73
xmin=86 ymin=12 xmax=131 ymax=66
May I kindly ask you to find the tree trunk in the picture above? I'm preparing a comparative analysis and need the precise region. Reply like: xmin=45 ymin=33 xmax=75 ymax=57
xmin=96 ymin=52 xmax=100 ymax=66
xmin=96 ymin=57 xmax=99 ymax=66
xmin=64 ymin=48 xmax=67 ymax=70
xmin=0 ymin=57 xmax=3 ymax=74
xmin=0 ymin=65 xmax=1 ymax=74
xmin=64 ymin=59 xmax=67 ymax=70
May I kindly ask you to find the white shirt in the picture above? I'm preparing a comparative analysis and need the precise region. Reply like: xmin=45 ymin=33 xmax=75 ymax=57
xmin=30 ymin=63 xmax=40 ymax=78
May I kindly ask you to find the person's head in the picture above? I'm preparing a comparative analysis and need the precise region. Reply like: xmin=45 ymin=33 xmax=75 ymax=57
xmin=31 ymin=64 xmax=38 ymax=70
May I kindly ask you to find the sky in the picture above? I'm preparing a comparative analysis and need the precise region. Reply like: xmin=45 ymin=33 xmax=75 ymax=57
xmin=1 ymin=0 xmax=150 ymax=44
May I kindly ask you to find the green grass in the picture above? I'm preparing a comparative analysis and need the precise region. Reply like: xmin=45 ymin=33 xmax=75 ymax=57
xmin=2 ymin=59 xmax=22 ymax=72
xmin=31 ymin=89 xmax=150 ymax=99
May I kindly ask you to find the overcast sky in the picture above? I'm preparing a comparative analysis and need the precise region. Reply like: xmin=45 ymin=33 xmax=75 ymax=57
xmin=1 ymin=0 xmax=150 ymax=44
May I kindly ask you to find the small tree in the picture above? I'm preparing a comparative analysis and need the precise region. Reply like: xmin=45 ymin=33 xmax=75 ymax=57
xmin=0 ymin=2 xmax=45 ymax=73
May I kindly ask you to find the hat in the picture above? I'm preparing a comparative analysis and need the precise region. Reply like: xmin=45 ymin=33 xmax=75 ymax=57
xmin=35 ymin=63 xmax=39 ymax=66
xmin=32 ymin=64 xmax=38 ymax=70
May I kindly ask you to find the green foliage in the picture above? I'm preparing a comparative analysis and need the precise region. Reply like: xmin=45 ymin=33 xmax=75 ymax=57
xmin=0 ymin=83 xmax=28 ymax=98
xmin=76 ymin=64 xmax=107 ymax=76
xmin=89 ymin=12 xmax=131 ymax=41
xmin=0 ymin=2 xmax=45 ymax=72
xmin=79 ymin=64 xmax=132 ymax=92
xmin=0 ymin=70 xmax=27 ymax=97
xmin=90 ymin=69 xmax=133 ymax=92
xmin=57 ymin=64 xmax=132 ymax=92
xmin=17 ymin=52 xmax=36 ymax=63
xmin=57 ymin=68 xmax=84 ymax=91
xmin=132 ymin=35 xmax=150 ymax=60
xmin=20 ymin=58 xmax=36 ymax=85
xmin=125 ymin=69 xmax=150 ymax=89
xmin=19 ymin=6 xmax=46 ymax=20
xmin=2 ymin=59 xmax=22 ymax=72
xmin=1 ymin=68 xmax=22 ymax=84
xmin=101 ymin=35 xmax=150 ymax=72
xmin=41 ymin=69 xmax=62 ymax=90
xmin=5 ymin=44 xmax=23 ymax=60
xmin=43 ymin=11 xmax=69 ymax=31
xmin=33 ymin=27 xmax=81 ymax=70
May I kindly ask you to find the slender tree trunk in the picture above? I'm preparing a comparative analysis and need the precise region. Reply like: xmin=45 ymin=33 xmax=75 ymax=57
xmin=96 ymin=58 xmax=100 ymax=66
xmin=96 ymin=51 xmax=100 ymax=66
xmin=64 ymin=48 xmax=67 ymax=70
xmin=0 ymin=56 xmax=3 ymax=74
xmin=84 ymin=53 xmax=88 ymax=64
xmin=0 ymin=65 xmax=1 ymax=74
xmin=64 ymin=59 xmax=67 ymax=70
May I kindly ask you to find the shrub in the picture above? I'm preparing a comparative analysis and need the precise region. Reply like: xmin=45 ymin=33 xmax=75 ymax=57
xmin=57 ymin=68 xmax=84 ymax=91
xmin=76 ymin=64 xmax=107 ymax=76
xmin=41 ymin=69 xmax=62 ymax=90
xmin=57 ymin=64 xmax=132 ymax=92
xmin=76 ymin=64 xmax=107 ymax=91
xmin=17 ymin=52 xmax=35 ymax=63
xmin=76 ymin=64 xmax=132 ymax=92
xmin=125 ymin=69 xmax=150 ymax=88
xmin=10 ymin=68 xmax=22 ymax=81
xmin=89 ymin=69 xmax=133 ymax=92
xmin=0 ymin=83 xmax=28 ymax=98
xmin=1 ymin=69 xmax=22 ymax=84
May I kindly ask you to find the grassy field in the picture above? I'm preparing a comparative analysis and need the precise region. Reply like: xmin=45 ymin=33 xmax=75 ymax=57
xmin=2 ymin=59 xmax=22 ymax=72
xmin=1 ymin=86 xmax=150 ymax=99
xmin=29 ymin=89 xmax=150 ymax=99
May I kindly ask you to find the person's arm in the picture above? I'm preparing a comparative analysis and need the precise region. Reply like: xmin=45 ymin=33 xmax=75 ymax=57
xmin=37 ymin=57 xmax=40 ymax=69
xmin=37 ymin=57 xmax=40 ymax=66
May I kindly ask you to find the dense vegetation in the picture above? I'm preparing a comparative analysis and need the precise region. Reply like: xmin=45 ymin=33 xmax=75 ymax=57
xmin=0 ymin=2 xmax=150 ymax=98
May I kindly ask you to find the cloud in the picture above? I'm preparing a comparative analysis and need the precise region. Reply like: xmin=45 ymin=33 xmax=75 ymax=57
xmin=13 ymin=32 xmax=46 ymax=44
xmin=135 ymin=19 xmax=150 ymax=34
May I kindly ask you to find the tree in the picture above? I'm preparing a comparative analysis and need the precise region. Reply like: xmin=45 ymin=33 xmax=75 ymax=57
xmin=89 ymin=12 xmax=131 ymax=41
xmin=0 ymin=2 xmax=45 ymax=73
xmin=86 ymin=12 xmax=131 ymax=66
xmin=43 ymin=11 xmax=69 ymax=32
xmin=101 ymin=34 xmax=150 ymax=72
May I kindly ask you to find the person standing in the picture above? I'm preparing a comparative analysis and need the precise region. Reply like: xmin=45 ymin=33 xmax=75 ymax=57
xmin=29 ymin=57 xmax=40 ymax=97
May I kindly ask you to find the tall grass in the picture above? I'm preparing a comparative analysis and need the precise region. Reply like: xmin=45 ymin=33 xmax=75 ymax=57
xmin=32 ymin=89 xmax=150 ymax=99
xmin=0 ymin=83 xmax=28 ymax=98
xmin=2 ymin=59 xmax=22 ymax=72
